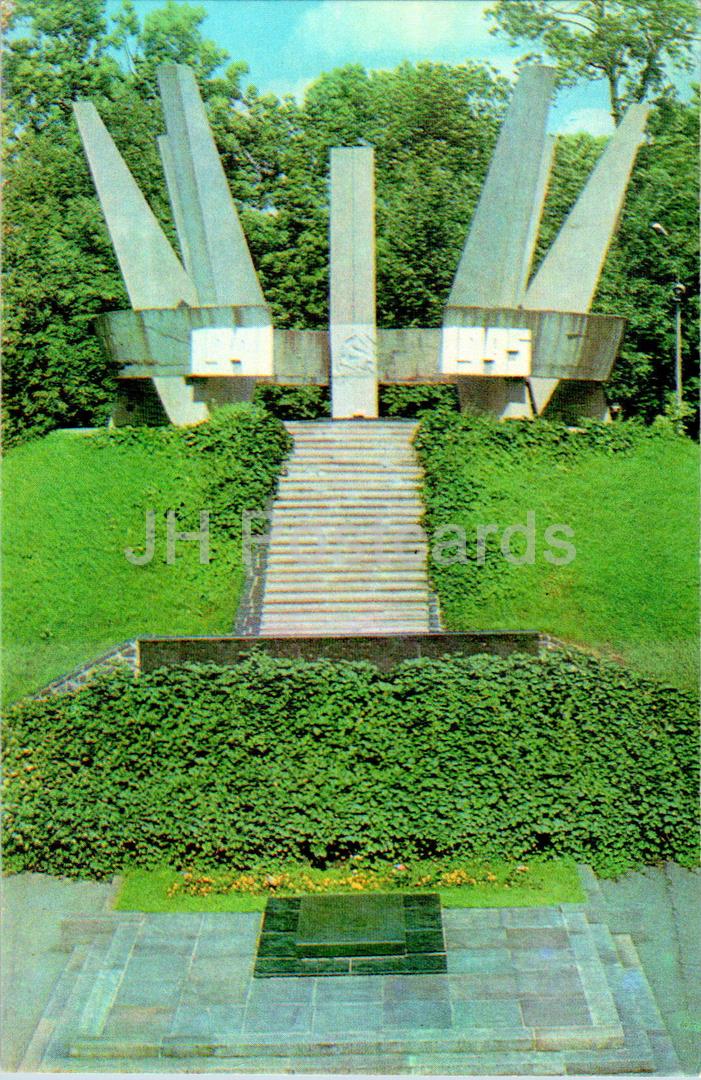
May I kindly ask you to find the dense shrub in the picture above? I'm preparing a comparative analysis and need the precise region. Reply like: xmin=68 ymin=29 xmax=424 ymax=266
xmin=91 ymin=404 xmax=292 ymax=552
xmin=379 ymin=385 xmax=459 ymax=418
xmin=3 ymin=650 xmax=697 ymax=879
xmin=253 ymin=385 xmax=331 ymax=420
xmin=252 ymin=384 xmax=459 ymax=420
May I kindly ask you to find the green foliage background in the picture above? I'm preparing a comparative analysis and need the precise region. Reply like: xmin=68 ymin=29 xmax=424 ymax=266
xmin=2 ymin=0 xmax=698 ymax=443
xmin=3 ymin=650 xmax=697 ymax=879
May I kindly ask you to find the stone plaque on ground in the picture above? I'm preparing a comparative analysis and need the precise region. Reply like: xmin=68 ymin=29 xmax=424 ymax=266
xmin=254 ymin=892 xmax=447 ymax=977
xmin=296 ymin=893 xmax=405 ymax=957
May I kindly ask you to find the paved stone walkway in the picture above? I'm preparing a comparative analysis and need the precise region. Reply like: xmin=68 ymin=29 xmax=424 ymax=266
xmin=596 ymin=862 xmax=701 ymax=1074
xmin=1 ymin=873 xmax=115 ymax=1068
xmin=19 ymin=883 xmax=682 ymax=1073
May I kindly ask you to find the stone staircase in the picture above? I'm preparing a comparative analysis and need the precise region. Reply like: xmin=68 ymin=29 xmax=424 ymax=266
xmin=259 ymin=421 xmax=431 ymax=636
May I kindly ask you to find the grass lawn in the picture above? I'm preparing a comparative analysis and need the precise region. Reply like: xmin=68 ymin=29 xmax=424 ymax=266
xmin=430 ymin=434 xmax=699 ymax=690
xmin=114 ymin=859 xmax=585 ymax=912
xmin=2 ymin=431 xmax=242 ymax=703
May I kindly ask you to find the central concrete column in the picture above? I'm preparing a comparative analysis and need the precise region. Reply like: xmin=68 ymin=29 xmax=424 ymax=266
xmin=329 ymin=146 xmax=378 ymax=419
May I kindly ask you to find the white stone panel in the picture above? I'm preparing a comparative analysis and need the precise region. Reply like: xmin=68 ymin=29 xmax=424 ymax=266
xmin=190 ymin=325 xmax=273 ymax=376
xmin=441 ymin=326 xmax=532 ymax=376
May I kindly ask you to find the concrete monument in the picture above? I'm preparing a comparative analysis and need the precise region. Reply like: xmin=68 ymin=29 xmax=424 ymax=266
xmin=329 ymin=147 xmax=378 ymax=419
xmin=441 ymin=67 xmax=648 ymax=420
xmin=75 ymin=62 xmax=647 ymax=426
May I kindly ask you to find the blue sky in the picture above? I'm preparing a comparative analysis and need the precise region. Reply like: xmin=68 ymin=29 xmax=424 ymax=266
xmin=106 ymin=0 xmax=693 ymax=136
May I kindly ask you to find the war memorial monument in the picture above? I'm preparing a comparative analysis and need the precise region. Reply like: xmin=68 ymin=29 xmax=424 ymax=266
xmin=74 ymin=62 xmax=648 ymax=428
xmin=5 ymin=52 xmax=697 ymax=1078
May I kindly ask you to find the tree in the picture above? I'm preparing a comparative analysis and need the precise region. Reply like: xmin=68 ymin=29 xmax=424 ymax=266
xmin=486 ymin=0 xmax=698 ymax=124
xmin=108 ymin=0 xmax=229 ymax=96
xmin=596 ymin=92 xmax=699 ymax=424
xmin=3 ymin=3 xmax=696 ymax=441
xmin=1 ymin=0 xmax=231 ymax=444
xmin=3 ymin=0 xmax=119 ymax=141
xmin=248 ymin=61 xmax=509 ymax=329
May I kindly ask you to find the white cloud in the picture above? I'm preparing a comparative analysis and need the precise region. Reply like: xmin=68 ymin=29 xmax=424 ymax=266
xmin=294 ymin=0 xmax=495 ymax=57
xmin=558 ymin=107 xmax=614 ymax=137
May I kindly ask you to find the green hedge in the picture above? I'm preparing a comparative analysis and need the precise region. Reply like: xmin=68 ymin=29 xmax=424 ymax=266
xmin=3 ymin=650 xmax=697 ymax=879
xmin=252 ymin=385 xmax=330 ymax=420
xmin=251 ymin=384 xmax=459 ymax=420
xmin=380 ymin=385 xmax=458 ymax=417
xmin=92 ymin=404 xmax=293 ymax=554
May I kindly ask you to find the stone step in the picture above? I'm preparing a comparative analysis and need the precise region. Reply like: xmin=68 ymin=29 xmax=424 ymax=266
xmin=276 ymin=482 xmax=422 ymax=492
xmin=263 ymin=557 xmax=423 ymax=565
xmin=267 ymin=527 xmax=425 ymax=540
xmin=285 ymin=421 xmax=417 ymax=428
xmin=271 ymin=519 xmax=424 ymax=529
xmin=272 ymin=504 xmax=421 ymax=516
xmin=285 ymin=446 xmax=417 ymax=455
xmin=267 ymin=550 xmax=428 ymax=562
xmin=279 ymin=473 xmax=421 ymax=483
xmin=286 ymin=420 xmax=415 ymax=425
xmin=32 ymin=899 xmax=674 ymax=1075
xmin=260 ymin=611 xmax=430 ymax=623
xmin=259 ymin=624 xmax=431 ymax=635
xmin=261 ymin=604 xmax=430 ymax=617
xmin=286 ymin=465 xmax=416 ymax=474
xmin=287 ymin=438 xmax=416 ymax=449
xmin=264 ymin=578 xmax=428 ymax=592
xmin=264 ymin=564 xmax=428 ymax=575
xmin=281 ymin=469 xmax=419 ymax=479
xmin=262 ymin=595 xmax=429 ymax=609
xmin=265 ymin=533 xmax=423 ymax=544
xmin=277 ymin=489 xmax=420 ymax=499
xmin=286 ymin=453 xmax=416 ymax=463
xmin=273 ymin=505 xmax=422 ymax=516
xmin=286 ymin=426 xmax=416 ymax=434
xmin=270 ymin=518 xmax=422 ymax=530
xmin=281 ymin=480 xmax=418 ymax=489
xmin=284 ymin=452 xmax=417 ymax=464
xmin=267 ymin=546 xmax=427 ymax=558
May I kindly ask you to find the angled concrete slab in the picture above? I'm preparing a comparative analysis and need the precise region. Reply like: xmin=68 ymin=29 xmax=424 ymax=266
xmin=158 ymin=134 xmax=193 ymax=277
xmin=329 ymin=146 xmax=378 ymax=419
xmin=528 ymin=376 xmax=560 ymax=415
xmin=153 ymin=376 xmax=209 ymax=426
xmin=524 ymin=103 xmax=649 ymax=313
xmin=447 ymin=65 xmax=557 ymax=310
xmin=73 ymin=101 xmax=198 ymax=310
xmin=457 ymin=377 xmax=533 ymax=419
xmin=522 ymin=133 xmax=555 ymax=295
xmin=157 ymin=64 xmax=267 ymax=310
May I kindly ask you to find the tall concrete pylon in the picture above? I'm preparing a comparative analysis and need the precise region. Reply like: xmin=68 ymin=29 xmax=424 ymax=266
xmin=157 ymin=64 xmax=267 ymax=311
xmin=73 ymin=101 xmax=199 ymax=311
xmin=447 ymin=65 xmax=558 ymax=310
xmin=521 ymin=133 xmax=556 ymax=299
xmin=329 ymin=146 xmax=378 ymax=419
xmin=524 ymin=103 xmax=649 ymax=312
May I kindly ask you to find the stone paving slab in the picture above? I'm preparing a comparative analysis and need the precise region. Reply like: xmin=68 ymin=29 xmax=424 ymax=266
xmin=31 ymin=903 xmax=642 ymax=1069
xmin=21 ymin=879 xmax=689 ymax=1074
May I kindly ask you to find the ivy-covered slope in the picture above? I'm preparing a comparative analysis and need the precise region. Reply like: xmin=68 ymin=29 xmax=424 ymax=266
xmin=3 ymin=651 xmax=697 ymax=878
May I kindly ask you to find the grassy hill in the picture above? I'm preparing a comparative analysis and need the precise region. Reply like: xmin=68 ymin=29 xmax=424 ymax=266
xmin=416 ymin=415 xmax=699 ymax=691
xmin=4 ymin=411 xmax=697 ymax=702
xmin=2 ymin=409 xmax=290 ymax=703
